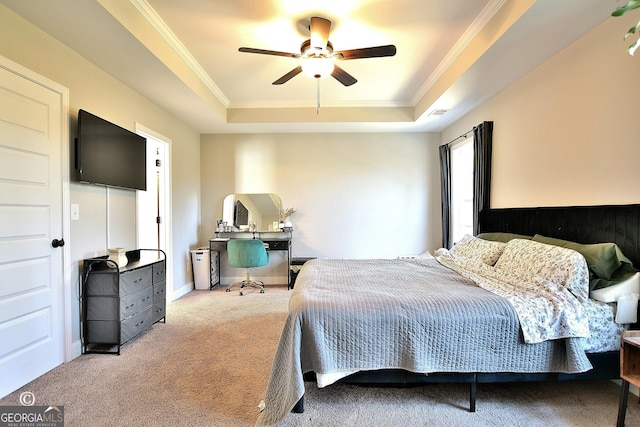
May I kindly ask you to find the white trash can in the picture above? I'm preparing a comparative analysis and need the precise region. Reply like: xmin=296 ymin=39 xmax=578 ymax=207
xmin=191 ymin=248 xmax=210 ymax=290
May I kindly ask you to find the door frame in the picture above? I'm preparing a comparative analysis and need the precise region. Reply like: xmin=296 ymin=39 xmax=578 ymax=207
xmin=135 ymin=124 xmax=173 ymax=302
xmin=0 ymin=55 xmax=73 ymax=362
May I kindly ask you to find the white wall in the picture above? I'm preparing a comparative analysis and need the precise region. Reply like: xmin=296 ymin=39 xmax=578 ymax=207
xmin=0 ymin=6 xmax=202 ymax=344
xmin=201 ymin=133 xmax=442 ymax=260
xmin=442 ymin=15 xmax=640 ymax=208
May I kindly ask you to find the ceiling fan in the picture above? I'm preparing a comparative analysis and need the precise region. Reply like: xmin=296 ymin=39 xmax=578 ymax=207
xmin=238 ymin=17 xmax=396 ymax=86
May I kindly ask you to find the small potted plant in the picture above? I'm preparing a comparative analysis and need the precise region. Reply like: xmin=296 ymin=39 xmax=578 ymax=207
xmin=280 ymin=207 xmax=296 ymax=231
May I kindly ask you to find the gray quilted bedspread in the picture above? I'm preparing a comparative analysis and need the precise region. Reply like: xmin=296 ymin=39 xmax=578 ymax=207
xmin=256 ymin=258 xmax=592 ymax=426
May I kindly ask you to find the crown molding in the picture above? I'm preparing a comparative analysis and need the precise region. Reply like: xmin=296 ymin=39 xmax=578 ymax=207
xmin=410 ymin=0 xmax=506 ymax=106
xmin=129 ymin=0 xmax=230 ymax=107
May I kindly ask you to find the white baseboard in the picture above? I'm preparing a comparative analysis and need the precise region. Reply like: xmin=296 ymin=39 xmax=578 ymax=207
xmin=172 ymin=282 xmax=193 ymax=300
xmin=66 ymin=339 xmax=82 ymax=361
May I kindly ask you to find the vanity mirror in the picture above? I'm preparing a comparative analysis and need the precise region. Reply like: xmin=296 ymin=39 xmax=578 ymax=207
xmin=222 ymin=193 xmax=282 ymax=232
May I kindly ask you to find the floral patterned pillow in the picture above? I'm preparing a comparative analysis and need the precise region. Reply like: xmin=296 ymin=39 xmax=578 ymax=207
xmin=494 ymin=239 xmax=590 ymax=302
xmin=449 ymin=234 xmax=506 ymax=266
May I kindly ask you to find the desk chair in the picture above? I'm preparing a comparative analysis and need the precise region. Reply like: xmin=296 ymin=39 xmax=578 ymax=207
xmin=226 ymin=239 xmax=269 ymax=296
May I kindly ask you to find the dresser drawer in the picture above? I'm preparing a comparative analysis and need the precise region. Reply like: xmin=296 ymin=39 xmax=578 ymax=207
xmin=120 ymin=286 xmax=153 ymax=320
xmin=152 ymin=261 xmax=165 ymax=283
xmin=152 ymin=300 xmax=166 ymax=323
xmin=85 ymin=320 xmax=118 ymax=344
xmin=84 ymin=271 xmax=119 ymax=296
xmin=120 ymin=267 xmax=152 ymax=295
xmin=267 ymin=240 xmax=289 ymax=250
xmin=86 ymin=296 xmax=118 ymax=321
xmin=153 ymin=281 xmax=166 ymax=303
xmin=120 ymin=307 xmax=152 ymax=344
xmin=210 ymin=240 xmax=227 ymax=251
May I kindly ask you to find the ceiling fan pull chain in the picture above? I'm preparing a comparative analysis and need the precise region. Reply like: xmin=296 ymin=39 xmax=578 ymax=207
xmin=316 ymin=78 xmax=320 ymax=115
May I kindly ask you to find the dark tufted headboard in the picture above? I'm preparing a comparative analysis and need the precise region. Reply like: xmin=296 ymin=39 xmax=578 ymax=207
xmin=479 ymin=204 xmax=640 ymax=268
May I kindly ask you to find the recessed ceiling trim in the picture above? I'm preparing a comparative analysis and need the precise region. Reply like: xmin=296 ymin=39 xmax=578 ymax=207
xmin=410 ymin=0 xmax=506 ymax=106
xmin=129 ymin=0 xmax=230 ymax=107
xmin=228 ymin=106 xmax=414 ymax=124
xmin=230 ymin=99 xmax=413 ymax=110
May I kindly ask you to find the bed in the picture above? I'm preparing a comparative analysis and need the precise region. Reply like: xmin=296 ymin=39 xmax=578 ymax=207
xmin=256 ymin=204 xmax=640 ymax=426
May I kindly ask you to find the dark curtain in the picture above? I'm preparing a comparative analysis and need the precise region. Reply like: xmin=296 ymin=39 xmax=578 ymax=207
xmin=472 ymin=121 xmax=493 ymax=235
xmin=439 ymin=144 xmax=452 ymax=249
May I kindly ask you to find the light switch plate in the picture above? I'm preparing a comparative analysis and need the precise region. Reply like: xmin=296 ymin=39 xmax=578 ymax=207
xmin=71 ymin=203 xmax=79 ymax=220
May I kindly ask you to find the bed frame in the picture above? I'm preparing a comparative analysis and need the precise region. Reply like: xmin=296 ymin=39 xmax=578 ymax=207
xmin=294 ymin=204 xmax=640 ymax=414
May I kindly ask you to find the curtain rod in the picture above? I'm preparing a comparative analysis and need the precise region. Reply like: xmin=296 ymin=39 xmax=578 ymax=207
xmin=444 ymin=128 xmax=474 ymax=146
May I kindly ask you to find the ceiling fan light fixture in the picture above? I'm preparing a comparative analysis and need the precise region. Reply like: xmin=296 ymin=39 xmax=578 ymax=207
xmin=301 ymin=56 xmax=335 ymax=79
xmin=239 ymin=17 xmax=396 ymax=86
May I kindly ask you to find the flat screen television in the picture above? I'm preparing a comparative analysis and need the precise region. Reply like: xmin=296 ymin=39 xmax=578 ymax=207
xmin=234 ymin=200 xmax=249 ymax=228
xmin=76 ymin=109 xmax=147 ymax=191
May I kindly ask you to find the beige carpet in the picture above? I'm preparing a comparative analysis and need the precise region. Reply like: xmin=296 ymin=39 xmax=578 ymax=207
xmin=1 ymin=285 xmax=639 ymax=426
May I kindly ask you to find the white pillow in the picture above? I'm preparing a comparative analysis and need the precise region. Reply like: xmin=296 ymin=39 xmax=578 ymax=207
xmin=590 ymin=272 xmax=640 ymax=303
xmin=449 ymin=234 xmax=506 ymax=266
xmin=494 ymin=239 xmax=590 ymax=302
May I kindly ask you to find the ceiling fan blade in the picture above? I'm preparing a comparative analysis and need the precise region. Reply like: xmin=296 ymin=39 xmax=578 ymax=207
xmin=239 ymin=47 xmax=298 ymax=58
xmin=272 ymin=66 xmax=303 ymax=85
xmin=331 ymin=65 xmax=357 ymax=86
xmin=310 ymin=16 xmax=331 ymax=50
xmin=335 ymin=45 xmax=397 ymax=60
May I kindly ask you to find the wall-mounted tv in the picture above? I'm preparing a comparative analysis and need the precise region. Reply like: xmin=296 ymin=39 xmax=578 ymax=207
xmin=76 ymin=109 xmax=147 ymax=191
xmin=234 ymin=200 xmax=249 ymax=228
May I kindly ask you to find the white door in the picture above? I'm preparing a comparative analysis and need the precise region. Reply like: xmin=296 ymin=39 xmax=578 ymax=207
xmin=0 ymin=59 xmax=67 ymax=397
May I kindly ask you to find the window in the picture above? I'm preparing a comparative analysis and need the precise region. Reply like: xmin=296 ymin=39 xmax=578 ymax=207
xmin=450 ymin=137 xmax=473 ymax=244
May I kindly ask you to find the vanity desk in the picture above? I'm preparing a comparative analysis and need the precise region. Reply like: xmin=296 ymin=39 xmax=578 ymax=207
xmin=209 ymin=231 xmax=292 ymax=289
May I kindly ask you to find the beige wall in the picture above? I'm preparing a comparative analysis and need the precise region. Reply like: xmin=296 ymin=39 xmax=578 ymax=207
xmin=201 ymin=133 xmax=442 ymax=260
xmin=442 ymin=16 xmax=640 ymax=208
xmin=0 ymin=6 xmax=202 ymax=344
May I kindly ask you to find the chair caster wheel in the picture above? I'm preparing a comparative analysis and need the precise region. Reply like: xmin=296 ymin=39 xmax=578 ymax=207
xmin=239 ymin=291 xmax=244 ymax=296
xmin=226 ymin=288 xmax=230 ymax=292
xmin=260 ymin=289 xmax=265 ymax=293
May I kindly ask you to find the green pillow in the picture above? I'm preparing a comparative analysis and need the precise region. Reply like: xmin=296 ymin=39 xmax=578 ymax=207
xmin=477 ymin=232 xmax=532 ymax=243
xmin=532 ymin=234 xmax=632 ymax=281
xmin=590 ymin=266 xmax=638 ymax=291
